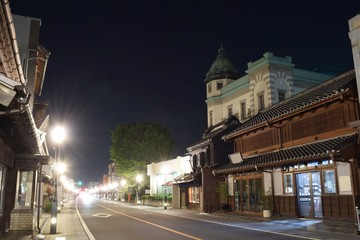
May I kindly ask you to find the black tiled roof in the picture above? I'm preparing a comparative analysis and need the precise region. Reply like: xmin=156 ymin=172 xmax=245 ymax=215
xmin=213 ymin=133 xmax=357 ymax=174
xmin=187 ymin=115 xmax=240 ymax=150
xmin=227 ymin=70 xmax=355 ymax=134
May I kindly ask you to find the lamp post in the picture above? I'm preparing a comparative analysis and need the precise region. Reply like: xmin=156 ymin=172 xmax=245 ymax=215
xmin=50 ymin=126 xmax=66 ymax=234
xmin=161 ymin=165 xmax=170 ymax=210
xmin=56 ymin=162 xmax=66 ymax=209
xmin=135 ymin=174 xmax=143 ymax=205
xmin=120 ymin=179 xmax=126 ymax=202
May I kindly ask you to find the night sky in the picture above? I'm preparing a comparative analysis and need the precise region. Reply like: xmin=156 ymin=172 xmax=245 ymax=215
xmin=9 ymin=0 xmax=360 ymax=185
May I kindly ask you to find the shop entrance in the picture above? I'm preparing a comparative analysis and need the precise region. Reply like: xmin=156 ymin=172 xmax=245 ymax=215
xmin=235 ymin=176 xmax=262 ymax=213
xmin=296 ymin=172 xmax=322 ymax=218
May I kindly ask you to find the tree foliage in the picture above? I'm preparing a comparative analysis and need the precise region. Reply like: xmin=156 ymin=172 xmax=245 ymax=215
xmin=110 ymin=123 xmax=174 ymax=182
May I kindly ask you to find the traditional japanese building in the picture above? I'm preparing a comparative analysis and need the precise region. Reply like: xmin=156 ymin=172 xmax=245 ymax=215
xmin=185 ymin=47 xmax=338 ymax=213
xmin=185 ymin=116 xmax=240 ymax=212
xmin=209 ymin=13 xmax=360 ymax=223
xmin=214 ymin=69 xmax=358 ymax=221
xmin=0 ymin=2 xmax=50 ymax=237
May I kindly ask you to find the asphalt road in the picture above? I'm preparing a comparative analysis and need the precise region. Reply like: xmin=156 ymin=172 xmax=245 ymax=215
xmin=77 ymin=198 xmax=357 ymax=240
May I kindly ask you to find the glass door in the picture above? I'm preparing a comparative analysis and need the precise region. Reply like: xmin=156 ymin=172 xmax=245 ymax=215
xmin=236 ymin=177 xmax=262 ymax=213
xmin=240 ymin=179 xmax=249 ymax=212
xmin=296 ymin=172 xmax=322 ymax=218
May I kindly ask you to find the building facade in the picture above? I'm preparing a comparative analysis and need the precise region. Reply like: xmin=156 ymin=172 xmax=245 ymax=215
xmin=0 ymin=2 xmax=50 ymax=237
xmin=184 ymin=47 xmax=337 ymax=213
xmin=208 ymin=13 xmax=360 ymax=221
xmin=147 ymin=156 xmax=192 ymax=208
xmin=205 ymin=48 xmax=336 ymax=127
xmin=186 ymin=116 xmax=240 ymax=212
xmin=214 ymin=69 xmax=358 ymax=221
xmin=210 ymin=13 xmax=360 ymax=223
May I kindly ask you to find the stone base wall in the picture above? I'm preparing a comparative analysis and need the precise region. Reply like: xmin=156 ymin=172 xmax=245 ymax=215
xmin=9 ymin=209 xmax=34 ymax=231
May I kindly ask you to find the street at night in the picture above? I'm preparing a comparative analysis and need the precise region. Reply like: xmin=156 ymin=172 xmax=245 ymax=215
xmin=2 ymin=1 xmax=360 ymax=239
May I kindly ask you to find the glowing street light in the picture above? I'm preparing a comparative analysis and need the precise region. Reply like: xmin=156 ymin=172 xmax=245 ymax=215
xmin=56 ymin=162 xmax=66 ymax=175
xmin=120 ymin=179 xmax=127 ymax=187
xmin=50 ymin=125 xmax=66 ymax=234
xmin=51 ymin=126 xmax=66 ymax=144
xmin=136 ymin=174 xmax=143 ymax=183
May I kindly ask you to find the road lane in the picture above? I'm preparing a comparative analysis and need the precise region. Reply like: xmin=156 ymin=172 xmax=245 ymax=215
xmin=77 ymin=199 xmax=323 ymax=240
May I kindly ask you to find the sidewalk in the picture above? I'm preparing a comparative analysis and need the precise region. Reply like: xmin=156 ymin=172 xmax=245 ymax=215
xmin=2 ymin=199 xmax=90 ymax=240
xmin=3 ymin=199 xmax=360 ymax=239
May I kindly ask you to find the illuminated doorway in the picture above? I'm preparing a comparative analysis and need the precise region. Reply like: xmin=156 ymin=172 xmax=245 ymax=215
xmin=296 ymin=172 xmax=322 ymax=218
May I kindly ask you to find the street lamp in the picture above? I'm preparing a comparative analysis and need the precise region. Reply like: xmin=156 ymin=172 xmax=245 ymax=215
xmin=135 ymin=174 xmax=143 ymax=205
xmin=50 ymin=126 xmax=66 ymax=234
xmin=120 ymin=179 xmax=126 ymax=202
xmin=56 ymin=162 xmax=66 ymax=209
xmin=161 ymin=165 xmax=170 ymax=210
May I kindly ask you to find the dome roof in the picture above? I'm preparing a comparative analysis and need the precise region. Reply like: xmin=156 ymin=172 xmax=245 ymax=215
xmin=205 ymin=46 xmax=239 ymax=82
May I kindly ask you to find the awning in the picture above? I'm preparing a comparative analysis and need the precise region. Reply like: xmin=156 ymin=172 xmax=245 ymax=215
xmin=173 ymin=172 xmax=202 ymax=187
xmin=213 ymin=133 xmax=357 ymax=175
xmin=173 ymin=173 xmax=195 ymax=184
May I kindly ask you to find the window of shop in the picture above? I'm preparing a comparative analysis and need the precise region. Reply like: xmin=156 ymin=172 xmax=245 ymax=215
xmin=188 ymin=187 xmax=200 ymax=203
xmin=15 ymin=170 xmax=34 ymax=209
xmin=323 ymin=169 xmax=336 ymax=194
xmin=283 ymin=173 xmax=293 ymax=194
xmin=0 ymin=164 xmax=5 ymax=216
xmin=283 ymin=160 xmax=336 ymax=193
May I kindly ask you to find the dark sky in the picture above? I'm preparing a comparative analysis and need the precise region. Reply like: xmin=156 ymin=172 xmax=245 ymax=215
xmin=9 ymin=0 xmax=359 ymax=185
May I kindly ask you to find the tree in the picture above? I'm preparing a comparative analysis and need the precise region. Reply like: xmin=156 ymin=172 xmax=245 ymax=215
xmin=110 ymin=123 xmax=174 ymax=183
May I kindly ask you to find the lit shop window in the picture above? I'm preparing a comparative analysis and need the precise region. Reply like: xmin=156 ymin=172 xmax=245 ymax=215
xmin=323 ymin=170 xmax=336 ymax=194
xmin=15 ymin=170 xmax=34 ymax=209
xmin=283 ymin=174 xmax=293 ymax=194
xmin=188 ymin=187 xmax=200 ymax=203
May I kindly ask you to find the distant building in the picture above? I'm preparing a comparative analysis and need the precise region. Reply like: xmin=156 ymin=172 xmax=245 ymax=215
xmin=147 ymin=156 xmax=192 ymax=208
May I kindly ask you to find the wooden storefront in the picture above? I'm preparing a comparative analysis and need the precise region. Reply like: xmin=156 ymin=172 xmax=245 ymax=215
xmin=214 ymin=70 xmax=360 ymax=222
